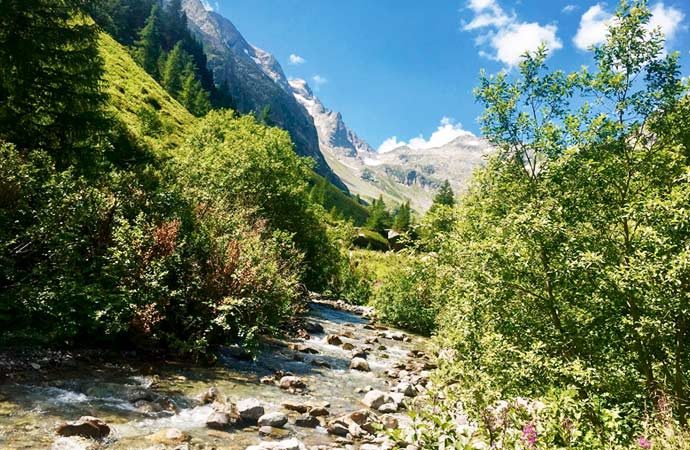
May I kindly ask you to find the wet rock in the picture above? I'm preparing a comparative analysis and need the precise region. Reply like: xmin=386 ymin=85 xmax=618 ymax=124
xmin=279 ymin=376 xmax=306 ymax=391
xmin=327 ymin=420 xmax=350 ymax=437
xmin=347 ymin=409 xmax=372 ymax=425
xmin=258 ymin=426 xmax=290 ymax=438
xmin=341 ymin=331 xmax=356 ymax=339
xmin=246 ymin=438 xmax=307 ymax=450
xmin=325 ymin=335 xmax=342 ymax=346
xmin=362 ymin=390 xmax=388 ymax=409
xmin=350 ymin=357 xmax=370 ymax=372
xmin=282 ymin=402 xmax=309 ymax=413
xmin=260 ymin=376 xmax=275 ymax=385
xmin=395 ymin=382 xmax=417 ymax=397
xmin=258 ymin=412 xmax=288 ymax=428
xmin=377 ymin=402 xmax=398 ymax=413
xmin=237 ymin=398 xmax=265 ymax=422
xmin=352 ymin=349 xmax=368 ymax=359
xmin=381 ymin=415 xmax=399 ymax=430
xmin=206 ymin=410 xmax=233 ymax=430
xmin=146 ymin=428 xmax=190 ymax=445
xmin=294 ymin=414 xmax=320 ymax=428
xmin=196 ymin=386 xmax=220 ymax=405
xmin=55 ymin=416 xmax=110 ymax=440
xmin=310 ymin=359 xmax=331 ymax=368
xmin=308 ymin=406 xmax=329 ymax=417
xmin=52 ymin=436 xmax=99 ymax=450
xmin=289 ymin=344 xmax=319 ymax=354
xmin=341 ymin=342 xmax=355 ymax=351
xmin=303 ymin=322 xmax=324 ymax=334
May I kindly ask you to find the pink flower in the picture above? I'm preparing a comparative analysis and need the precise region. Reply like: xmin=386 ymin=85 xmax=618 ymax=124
xmin=637 ymin=437 xmax=651 ymax=449
xmin=522 ymin=422 xmax=537 ymax=449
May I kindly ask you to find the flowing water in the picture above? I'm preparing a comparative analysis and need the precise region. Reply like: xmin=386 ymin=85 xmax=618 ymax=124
xmin=0 ymin=303 xmax=429 ymax=449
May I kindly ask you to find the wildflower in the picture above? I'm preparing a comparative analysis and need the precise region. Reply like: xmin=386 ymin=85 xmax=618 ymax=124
xmin=637 ymin=437 xmax=652 ymax=449
xmin=522 ymin=422 xmax=537 ymax=449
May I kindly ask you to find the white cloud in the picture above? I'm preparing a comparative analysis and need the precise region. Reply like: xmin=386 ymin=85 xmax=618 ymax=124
xmin=562 ymin=4 xmax=578 ymax=14
xmin=201 ymin=0 xmax=214 ymax=11
xmin=647 ymin=2 xmax=684 ymax=41
xmin=574 ymin=2 xmax=685 ymax=51
xmin=311 ymin=75 xmax=328 ymax=86
xmin=573 ymin=4 xmax=614 ymax=50
xmin=377 ymin=117 xmax=475 ymax=153
xmin=462 ymin=0 xmax=562 ymax=67
xmin=289 ymin=54 xmax=306 ymax=65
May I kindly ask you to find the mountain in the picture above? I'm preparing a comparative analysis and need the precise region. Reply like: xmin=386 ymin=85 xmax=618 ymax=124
xmin=180 ymin=0 xmax=345 ymax=189
xmin=290 ymin=79 xmax=492 ymax=212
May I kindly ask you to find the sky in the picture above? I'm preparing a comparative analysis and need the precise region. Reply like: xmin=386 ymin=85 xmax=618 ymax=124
xmin=207 ymin=0 xmax=690 ymax=152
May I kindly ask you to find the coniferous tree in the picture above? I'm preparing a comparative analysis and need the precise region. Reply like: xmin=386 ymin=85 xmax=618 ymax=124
xmin=0 ymin=0 xmax=107 ymax=167
xmin=161 ymin=42 xmax=187 ymax=96
xmin=432 ymin=180 xmax=455 ymax=207
xmin=135 ymin=3 xmax=163 ymax=78
xmin=366 ymin=195 xmax=392 ymax=236
xmin=393 ymin=201 xmax=412 ymax=232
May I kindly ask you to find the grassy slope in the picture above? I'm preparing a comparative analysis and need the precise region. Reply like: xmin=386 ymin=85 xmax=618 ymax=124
xmin=99 ymin=32 xmax=368 ymax=224
xmin=98 ymin=32 xmax=195 ymax=153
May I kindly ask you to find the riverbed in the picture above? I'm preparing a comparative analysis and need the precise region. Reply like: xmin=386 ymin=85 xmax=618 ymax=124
xmin=0 ymin=302 xmax=432 ymax=449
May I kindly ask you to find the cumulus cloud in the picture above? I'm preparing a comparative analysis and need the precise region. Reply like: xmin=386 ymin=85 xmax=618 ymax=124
xmin=462 ymin=0 xmax=562 ymax=67
xmin=377 ymin=117 xmax=475 ymax=153
xmin=573 ymin=4 xmax=613 ymax=50
xmin=289 ymin=53 xmax=306 ymax=65
xmin=574 ymin=2 xmax=685 ymax=51
xmin=311 ymin=75 xmax=328 ymax=89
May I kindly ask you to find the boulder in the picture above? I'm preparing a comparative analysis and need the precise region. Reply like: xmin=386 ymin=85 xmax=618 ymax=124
xmin=377 ymin=402 xmax=398 ymax=413
xmin=258 ymin=412 xmax=288 ymax=428
xmin=279 ymin=376 xmax=306 ymax=391
xmin=282 ymin=402 xmax=309 ymax=414
xmin=341 ymin=342 xmax=355 ymax=351
xmin=308 ymin=406 xmax=329 ymax=417
xmin=350 ymin=357 xmax=370 ymax=372
xmin=294 ymin=414 xmax=320 ymax=428
xmin=381 ymin=414 xmax=399 ymax=430
xmin=146 ymin=428 xmax=190 ymax=445
xmin=326 ymin=420 xmax=350 ymax=437
xmin=237 ymin=398 xmax=265 ymax=422
xmin=362 ymin=390 xmax=388 ymax=409
xmin=206 ymin=410 xmax=234 ymax=430
xmin=195 ymin=386 xmax=220 ymax=404
xmin=395 ymin=382 xmax=417 ymax=397
xmin=303 ymin=322 xmax=324 ymax=334
xmin=55 ymin=416 xmax=110 ymax=440
xmin=325 ymin=334 xmax=342 ymax=346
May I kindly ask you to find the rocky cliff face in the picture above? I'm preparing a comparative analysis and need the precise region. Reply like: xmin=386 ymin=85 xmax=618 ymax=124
xmin=290 ymin=79 xmax=492 ymax=212
xmin=181 ymin=0 xmax=345 ymax=189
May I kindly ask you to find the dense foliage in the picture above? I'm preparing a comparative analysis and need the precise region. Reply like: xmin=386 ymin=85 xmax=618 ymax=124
xmin=0 ymin=0 xmax=356 ymax=357
xmin=376 ymin=2 xmax=690 ymax=448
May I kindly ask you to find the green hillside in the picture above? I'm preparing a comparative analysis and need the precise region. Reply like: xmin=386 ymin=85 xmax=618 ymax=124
xmin=99 ymin=32 xmax=195 ymax=152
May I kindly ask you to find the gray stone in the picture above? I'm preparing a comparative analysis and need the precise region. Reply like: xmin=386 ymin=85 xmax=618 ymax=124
xmin=55 ymin=416 xmax=110 ymax=440
xmin=237 ymin=398 xmax=265 ymax=422
xmin=258 ymin=412 xmax=288 ymax=428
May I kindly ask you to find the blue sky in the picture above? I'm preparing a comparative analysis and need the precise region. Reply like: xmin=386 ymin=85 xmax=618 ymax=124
xmin=208 ymin=0 xmax=690 ymax=151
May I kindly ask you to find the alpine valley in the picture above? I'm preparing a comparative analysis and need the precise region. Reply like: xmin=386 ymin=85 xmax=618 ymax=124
xmin=182 ymin=0 xmax=491 ymax=211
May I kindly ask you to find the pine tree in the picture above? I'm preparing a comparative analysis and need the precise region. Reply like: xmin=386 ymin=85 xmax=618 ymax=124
xmin=432 ymin=180 xmax=455 ymax=207
xmin=393 ymin=201 xmax=412 ymax=232
xmin=0 ymin=0 xmax=107 ymax=167
xmin=366 ymin=195 xmax=393 ymax=236
xmin=161 ymin=42 xmax=188 ymax=97
xmin=135 ymin=3 xmax=163 ymax=77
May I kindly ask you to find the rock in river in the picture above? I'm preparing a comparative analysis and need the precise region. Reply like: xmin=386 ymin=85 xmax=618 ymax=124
xmin=237 ymin=398 xmax=265 ymax=422
xmin=55 ymin=416 xmax=110 ymax=440
xmin=362 ymin=390 xmax=388 ymax=410
xmin=350 ymin=357 xmax=370 ymax=372
xmin=258 ymin=411 xmax=288 ymax=428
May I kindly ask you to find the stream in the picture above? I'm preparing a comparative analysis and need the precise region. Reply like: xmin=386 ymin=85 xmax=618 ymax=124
xmin=0 ymin=302 xmax=433 ymax=450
